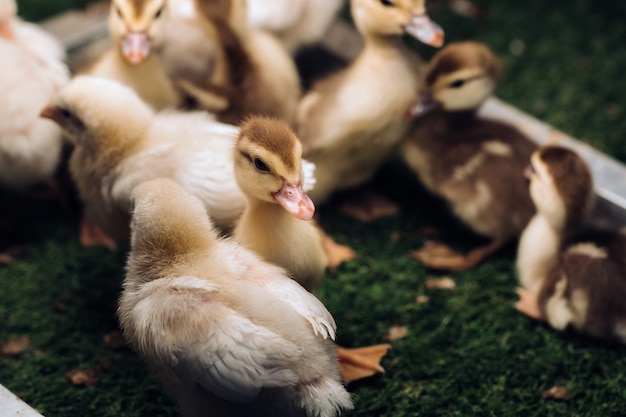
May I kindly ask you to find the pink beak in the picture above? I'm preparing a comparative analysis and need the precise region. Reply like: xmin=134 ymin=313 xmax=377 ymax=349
xmin=40 ymin=105 xmax=62 ymax=124
xmin=0 ymin=21 xmax=13 ymax=40
xmin=273 ymin=180 xmax=315 ymax=221
xmin=122 ymin=32 xmax=151 ymax=64
xmin=404 ymin=14 xmax=445 ymax=48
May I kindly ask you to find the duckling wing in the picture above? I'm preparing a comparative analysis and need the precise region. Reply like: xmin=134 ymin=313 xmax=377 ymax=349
xmin=127 ymin=275 xmax=301 ymax=403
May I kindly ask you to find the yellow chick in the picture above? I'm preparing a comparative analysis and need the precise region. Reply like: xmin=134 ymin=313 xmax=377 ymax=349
xmin=119 ymin=178 xmax=353 ymax=417
xmin=247 ymin=0 xmax=344 ymax=53
xmin=0 ymin=0 xmax=67 ymax=190
xmin=85 ymin=0 xmax=180 ymax=110
xmin=296 ymin=0 xmax=444 ymax=204
xmin=233 ymin=117 xmax=326 ymax=292
xmin=403 ymin=42 xmax=536 ymax=271
xmin=516 ymin=146 xmax=626 ymax=343
xmin=41 ymin=76 xmax=246 ymax=248
xmin=177 ymin=0 xmax=301 ymax=126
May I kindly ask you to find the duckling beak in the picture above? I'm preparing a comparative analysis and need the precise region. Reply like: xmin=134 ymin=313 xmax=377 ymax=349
xmin=404 ymin=14 xmax=444 ymax=47
xmin=122 ymin=32 xmax=151 ymax=64
xmin=523 ymin=164 xmax=533 ymax=180
xmin=273 ymin=180 xmax=315 ymax=221
xmin=40 ymin=105 xmax=62 ymax=124
xmin=405 ymin=92 xmax=440 ymax=119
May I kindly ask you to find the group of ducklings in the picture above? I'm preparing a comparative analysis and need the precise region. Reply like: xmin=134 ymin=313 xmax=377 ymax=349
xmin=2 ymin=0 xmax=626 ymax=415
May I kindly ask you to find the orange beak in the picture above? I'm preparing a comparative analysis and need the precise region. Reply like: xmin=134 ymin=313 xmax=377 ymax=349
xmin=404 ymin=14 xmax=445 ymax=48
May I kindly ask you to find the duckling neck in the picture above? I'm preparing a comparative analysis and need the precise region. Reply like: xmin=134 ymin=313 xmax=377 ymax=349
xmin=361 ymin=34 xmax=406 ymax=54
xmin=516 ymin=213 xmax=563 ymax=293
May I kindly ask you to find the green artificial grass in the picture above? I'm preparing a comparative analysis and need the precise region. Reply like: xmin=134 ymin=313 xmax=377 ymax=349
xmin=2 ymin=0 xmax=626 ymax=416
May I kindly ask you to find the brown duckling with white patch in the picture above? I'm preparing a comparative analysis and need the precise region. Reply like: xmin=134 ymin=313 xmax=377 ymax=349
xmin=402 ymin=41 xmax=536 ymax=271
xmin=516 ymin=146 xmax=626 ymax=343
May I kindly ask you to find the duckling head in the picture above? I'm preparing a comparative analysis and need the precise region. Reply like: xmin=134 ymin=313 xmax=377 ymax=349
xmin=109 ymin=0 xmax=168 ymax=64
xmin=40 ymin=76 xmax=153 ymax=153
xmin=526 ymin=146 xmax=594 ymax=234
xmin=351 ymin=0 xmax=444 ymax=47
xmin=234 ymin=116 xmax=315 ymax=221
xmin=408 ymin=41 xmax=501 ymax=117
xmin=0 ymin=0 xmax=16 ymax=40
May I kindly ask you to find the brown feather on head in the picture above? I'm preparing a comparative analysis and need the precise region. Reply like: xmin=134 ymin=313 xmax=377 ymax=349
xmin=538 ymin=146 xmax=594 ymax=233
xmin=238 ymin=117 xmax=299 ymax=171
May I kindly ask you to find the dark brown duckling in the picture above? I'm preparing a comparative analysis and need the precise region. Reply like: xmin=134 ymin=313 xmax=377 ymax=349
xmin=402 ymin=41 xmax=536 ymax=271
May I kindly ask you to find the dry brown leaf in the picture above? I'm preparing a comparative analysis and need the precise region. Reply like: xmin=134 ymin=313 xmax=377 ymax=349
xmin=415 ymin=295 xmax=429 ymax=304
xmin=1 ymin=336 xmax=31 ymax=356
xmin=66 ymin=368 xmax=101 ymax=386
xmin=103 ymin=331 xmax=127 ymax=350
xmin=449 ymin=0 xmax=487 ymax=20
xmin=384 ymin=325 xmax=408 ymax=341
xmin=339 ymin=193 xmax=400 ymax=222
xmin=542 ymin=386 xmax=571 ymax=401
xmin=425 ymin=277 xmax=456 ymax=290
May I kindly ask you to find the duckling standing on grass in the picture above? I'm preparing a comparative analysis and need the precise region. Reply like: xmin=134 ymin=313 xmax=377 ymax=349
xmin=247 ymin=0 xmax=344 ymax=53
xmin=118 ymin=178 xmax=353 ymax=417
xmin=296 ymin=0 xmax=444 ymax=204
xmin=177 ymin=0 xmax=301 ymax=126
xmin=516 ymin=146 xmax=626 ymax=343
xmin=41 ymin=76 xmax=246 ymax=249
xmin=85 ymin=0 xmax=181 ymax=110
xmin=402 ymin=41 xmax=536 ymax=271
xmin=233 ymin=117 xmax=390 ymax=384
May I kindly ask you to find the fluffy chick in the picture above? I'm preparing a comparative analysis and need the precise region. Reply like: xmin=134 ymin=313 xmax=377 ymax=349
xmin=41 ymin=76 xmax=246 ymax=247
xmin=517 ymin=146 xmax=626 ymax=343
xmin=0 ymin=0 xmax=68 ymax=189
xmin=119 ymin=178 xmax=353 ymax=417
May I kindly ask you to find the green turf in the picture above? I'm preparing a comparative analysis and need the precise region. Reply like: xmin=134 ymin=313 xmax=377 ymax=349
xmin=2 ymin=0 xmax=626 ymax=416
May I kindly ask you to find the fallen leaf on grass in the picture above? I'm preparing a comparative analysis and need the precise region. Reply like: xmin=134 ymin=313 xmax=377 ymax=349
xmin=542 ymin=385 xmax=571 ymax=401
xmin=1 ymin=336 xmax=31 ymax=356
xmin=339 ymin=193 xmax=400 ymax=222
xmin=66 ymin=368 xmax=101 ymax=386
xmin=103 ymin=331 xmax=127 ymax=350
xmin=449 ymin=0 xmax=487 ymax=20
xmin=384 ymin=326 xmax=408 ymax=341
xmin=425 ymin=277 xmax=456 ymax=290
xmin=415 ymin=295 xmax=429 ymax=304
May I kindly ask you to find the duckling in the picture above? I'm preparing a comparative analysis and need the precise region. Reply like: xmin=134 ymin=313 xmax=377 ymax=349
xmin=0 ymin=0 xmax=67 ymax=190
xmin=176 ymin=0 xmax=301 ymax=125
xmin=247 ymin=0 xmax=344 ymax=53
xmin=86 ymin=0 xmax=180 ymax=110
xmin=402 ymin=41 xmax=536 ymax=271
xmin=296 ymin=0 xmax=444 ymax=204
xmin=233 ymin=117 xmax=325 ymax=292
xmin=515 ymin=146 xmax=626 ymax=343
xmin=119 ymin=178 xmax=353 ymax=417
xmin=233 ymin=117 xmax=389 ymax=384
xmin=41 ymin=76 xmax=245 ymax=248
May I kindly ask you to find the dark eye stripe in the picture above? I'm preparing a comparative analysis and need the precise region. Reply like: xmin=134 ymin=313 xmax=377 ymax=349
xmin=380 ymin=0 xmax=395 ymax=7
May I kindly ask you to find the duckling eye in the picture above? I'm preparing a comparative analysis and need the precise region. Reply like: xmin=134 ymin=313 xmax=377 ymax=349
xmin=380 ymin=0 xmax=395 ymax=7
xmin=449 ymin=79 xmax=466 ymax=89
xmin=154 ymin=7 xmax=163 ymax=19
xmin=253 ymin=158 xmax=270 ymax=173
xmin=115 ymin=7 xmax=123 ymax=18
xmin=61 ymin=108 xmax=72 ymax=119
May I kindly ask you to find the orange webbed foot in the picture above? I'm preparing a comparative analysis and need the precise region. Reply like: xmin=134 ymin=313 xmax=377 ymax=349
xmin=515 ymin=287 xmax=543 ymax=321
xmin=80 ymin=218 xmax=117 ymax=250
xmin=336 ymin=344 xmax=391 ymax=385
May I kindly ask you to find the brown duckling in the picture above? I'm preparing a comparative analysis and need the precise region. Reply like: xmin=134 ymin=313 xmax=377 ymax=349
xmin=402 ymin=41 xmax=536 ymax=271
xmin=516 ymin=146 xmax=626 ymax=343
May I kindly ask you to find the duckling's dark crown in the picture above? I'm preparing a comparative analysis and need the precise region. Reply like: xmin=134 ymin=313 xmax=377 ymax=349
xmin=425 ymin=42 xmax=501 ymax=87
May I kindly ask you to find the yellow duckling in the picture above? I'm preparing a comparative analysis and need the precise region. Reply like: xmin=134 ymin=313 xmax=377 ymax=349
xmin=119 ymin=178 xmax=353 ymax=417
xmin=403 ymin=41 xmax=536 ymax=271
xmin=516 ymin=146 xmax=626 ymax=343
xmin=86 ymin=0 xmax=180 ymax=110
xmin=296 ymin=0 xmax=444 ymax=204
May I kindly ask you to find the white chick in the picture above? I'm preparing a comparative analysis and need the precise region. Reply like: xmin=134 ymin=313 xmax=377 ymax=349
xmin=41 ymin=75 xmax=246 ymax=248
xmin=119 ymin=178 xmax=353 ymax=417
xmin=0 ymin=0 xmax=68 ymax=189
